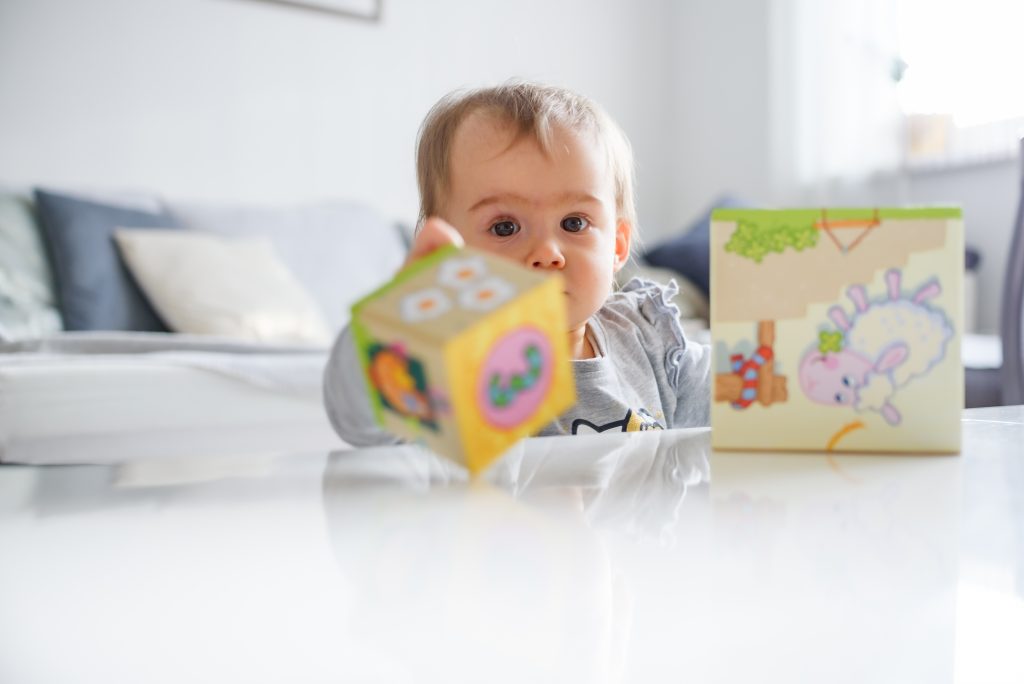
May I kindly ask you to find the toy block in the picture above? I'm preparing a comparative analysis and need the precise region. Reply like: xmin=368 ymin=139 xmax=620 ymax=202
xmin=710 ymin=207 xmax=963 ymax=453
xmin=350 ymin=246 xmax=576 ymax=473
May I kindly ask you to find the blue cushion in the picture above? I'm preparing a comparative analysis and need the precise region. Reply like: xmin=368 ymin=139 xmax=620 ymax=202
xmin=643 ymin=196 xmax=747 ymax=297
xmin=34 ymin=190 xmax=180 ymax=331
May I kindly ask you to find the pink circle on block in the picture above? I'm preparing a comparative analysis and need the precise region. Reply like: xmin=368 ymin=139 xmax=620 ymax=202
xmin=477 ymin=327 xmax=554 ymax=429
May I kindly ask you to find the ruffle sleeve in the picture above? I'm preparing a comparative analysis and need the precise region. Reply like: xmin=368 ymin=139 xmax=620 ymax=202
xmin=607 ymin=277 xmax=692 ymax=391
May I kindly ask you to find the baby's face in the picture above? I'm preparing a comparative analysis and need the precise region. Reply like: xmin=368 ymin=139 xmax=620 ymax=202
xmin=442 ymin=112 xmax=630 ymax=333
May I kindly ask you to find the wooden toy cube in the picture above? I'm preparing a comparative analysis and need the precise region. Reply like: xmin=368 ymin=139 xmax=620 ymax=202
xmin=350 ymin=246 xmax=576 ymax=473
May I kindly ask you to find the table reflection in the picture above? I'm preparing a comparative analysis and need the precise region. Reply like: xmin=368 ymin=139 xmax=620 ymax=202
xmin=324 ymin=428 xmax=710 ymax=538
xmin=320 ymin=429 xmax=709 ymax=682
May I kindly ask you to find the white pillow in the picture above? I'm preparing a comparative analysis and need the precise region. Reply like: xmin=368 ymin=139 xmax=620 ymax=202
xmin=114 ymin=229 xmax=332 ymax=345
xmin=166 ymin=200 xmax=408 ymax=334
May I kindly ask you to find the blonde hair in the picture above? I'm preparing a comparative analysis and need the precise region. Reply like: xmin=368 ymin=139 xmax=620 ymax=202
xmin=415 ymin=81 xmax=637 ymax=232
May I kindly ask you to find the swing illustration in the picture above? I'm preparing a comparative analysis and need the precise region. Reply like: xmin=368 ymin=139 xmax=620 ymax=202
xmin=815 ymin=207 xmax=881 ymax=254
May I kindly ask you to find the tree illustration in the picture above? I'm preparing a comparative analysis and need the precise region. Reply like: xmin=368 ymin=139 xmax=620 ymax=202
xmin=724 ymin=216 xmax=818 ymax=263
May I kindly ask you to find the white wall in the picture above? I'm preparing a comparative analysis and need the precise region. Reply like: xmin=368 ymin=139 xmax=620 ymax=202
xmin=0 ymin=0 xmax=671 ymax=232
xmin=666 ymin=0 xmax=774 ymax=227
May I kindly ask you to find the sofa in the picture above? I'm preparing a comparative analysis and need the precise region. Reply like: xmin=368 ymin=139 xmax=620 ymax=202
xmin=0 ymin=187 xmax=410 ymax=464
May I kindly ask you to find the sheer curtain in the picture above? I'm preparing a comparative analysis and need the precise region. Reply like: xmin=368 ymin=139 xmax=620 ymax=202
xmin=770 ymin=0 xmax=904 ymax=195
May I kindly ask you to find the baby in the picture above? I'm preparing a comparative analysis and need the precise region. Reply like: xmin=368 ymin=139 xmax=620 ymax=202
xmin=324 ymin=81 xmax=710 ymax=443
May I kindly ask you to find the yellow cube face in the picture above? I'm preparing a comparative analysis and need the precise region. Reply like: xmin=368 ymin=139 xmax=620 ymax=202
xmin=445 ymin=276 xmax=576 ymax=473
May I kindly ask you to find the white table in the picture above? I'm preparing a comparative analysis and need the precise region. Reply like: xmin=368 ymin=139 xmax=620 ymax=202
xmin=1 ymin=406 xmax=1021 ymax=683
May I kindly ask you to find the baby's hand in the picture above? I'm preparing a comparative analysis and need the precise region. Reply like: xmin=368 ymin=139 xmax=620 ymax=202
xmin=402 ymin=217 xmax=465 ymax=270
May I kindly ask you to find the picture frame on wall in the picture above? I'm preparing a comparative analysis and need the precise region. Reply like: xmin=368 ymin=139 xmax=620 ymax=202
xmin=256 ymin=0 xmax=382 ymax=22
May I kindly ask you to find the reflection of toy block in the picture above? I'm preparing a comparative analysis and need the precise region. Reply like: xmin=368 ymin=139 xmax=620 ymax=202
xmin=350 ymin=245 xmax=576 ymax=473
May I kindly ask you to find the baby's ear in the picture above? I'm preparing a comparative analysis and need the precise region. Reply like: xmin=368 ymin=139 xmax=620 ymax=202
xmin=613 ymin=218 xmax=633 ymax=272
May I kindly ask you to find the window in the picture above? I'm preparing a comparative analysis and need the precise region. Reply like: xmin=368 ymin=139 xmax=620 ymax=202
xmin=772 ymin=0 xmax=1023 ymax=187
xmin=897 ymin=0 xmax=1024 ymax=167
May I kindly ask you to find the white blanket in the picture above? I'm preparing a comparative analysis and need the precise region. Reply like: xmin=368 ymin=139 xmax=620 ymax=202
xmin=0 ymin=332 xmax=348 ymax=465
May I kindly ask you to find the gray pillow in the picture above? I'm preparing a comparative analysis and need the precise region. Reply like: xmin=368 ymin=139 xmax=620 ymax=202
xmin=34 ymin=189 xmax=180 ymax=331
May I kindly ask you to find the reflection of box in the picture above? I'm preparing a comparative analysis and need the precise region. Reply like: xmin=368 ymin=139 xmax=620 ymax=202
xmin=351 ymin=246 xmax=575 ymax=472
xmin=704 ymin=449 xmax=961 ymax=678
xmin=710 ymin=208 xmax=963 ymax=452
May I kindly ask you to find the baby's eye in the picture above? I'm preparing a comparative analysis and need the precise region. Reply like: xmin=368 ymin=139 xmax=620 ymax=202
xmin=834 ymin=392 xmax=846 ymax=404
xmin=841 ymin=375 xmax=854 ymax=387
xmin=489 ymin=220 xmax=520 ymax=238
xmin=560 ymin=216 xmax=589 ymax=233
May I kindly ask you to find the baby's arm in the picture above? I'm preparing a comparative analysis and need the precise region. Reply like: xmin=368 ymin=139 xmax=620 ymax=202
xmin=623 ymin=278 xmax=712 ymax=428
xmin=321 ymin=217 xmax=464 ymax=446
xmin=322 ymin=325 xmax=400 ymax=447
xmin=669 ymin=340 xmax=712 ymax=428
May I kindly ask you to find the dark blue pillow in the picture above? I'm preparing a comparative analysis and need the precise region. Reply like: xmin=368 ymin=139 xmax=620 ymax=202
xmin=34 ymin=190 xmax=180 ymax=331
xmin=643 ymin=196 xmax=747 ymax=297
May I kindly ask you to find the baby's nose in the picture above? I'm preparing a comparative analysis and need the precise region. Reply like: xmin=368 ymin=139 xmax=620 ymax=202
xmin=528 ymin=240 xmax=565 ymax=269
xmin=531 ymin=254 xmax=565 ymax=268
